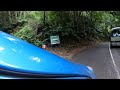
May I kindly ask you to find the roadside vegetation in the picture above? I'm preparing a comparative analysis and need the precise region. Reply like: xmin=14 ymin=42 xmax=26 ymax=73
xmin=0 ymin=11 xmax=120 ymax=59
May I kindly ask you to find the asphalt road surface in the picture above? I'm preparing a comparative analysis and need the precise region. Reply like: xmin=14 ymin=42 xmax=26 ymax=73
xmin=72 ymin=42 xmax=120 ymax=79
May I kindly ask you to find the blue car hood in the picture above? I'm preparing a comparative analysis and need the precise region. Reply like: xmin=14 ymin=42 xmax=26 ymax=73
xmin=0 ymin=31 xmax=95 ymax=78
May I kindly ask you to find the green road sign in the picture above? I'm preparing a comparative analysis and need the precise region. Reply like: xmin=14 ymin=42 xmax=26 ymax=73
xmin=50 ymin=35 xmax=60 ymax=45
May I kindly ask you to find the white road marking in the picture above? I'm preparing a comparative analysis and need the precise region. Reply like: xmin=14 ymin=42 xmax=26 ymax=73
xmin=109 ymin=43 xmax=120 ymax=79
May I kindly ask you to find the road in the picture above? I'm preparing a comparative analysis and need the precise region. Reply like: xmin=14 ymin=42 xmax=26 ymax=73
xmin=72 ymin=42 xmax=120 ymax=79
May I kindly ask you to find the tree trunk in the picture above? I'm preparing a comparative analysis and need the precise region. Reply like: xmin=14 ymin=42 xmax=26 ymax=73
xmin=43 ymin=11 xmax=46 ymax=28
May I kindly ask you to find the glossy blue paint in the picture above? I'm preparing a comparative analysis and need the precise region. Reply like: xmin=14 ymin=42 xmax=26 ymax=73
xmin=0 ymin=75 xmax=88 ymax=79
xmin=0 ymin=31 xmax=95 ymax=79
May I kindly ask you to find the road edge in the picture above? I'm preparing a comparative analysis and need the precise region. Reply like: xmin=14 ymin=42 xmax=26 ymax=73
xmin=109 ymin=43 xmax=120 ymax=79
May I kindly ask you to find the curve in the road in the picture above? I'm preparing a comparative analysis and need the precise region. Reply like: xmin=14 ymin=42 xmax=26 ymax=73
xmin=72 ymin=42 xmax=119 ymax=79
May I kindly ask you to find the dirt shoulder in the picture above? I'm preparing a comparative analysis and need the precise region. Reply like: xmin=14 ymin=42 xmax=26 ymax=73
xmin=46 ymin=39 xmax=103 ymax=60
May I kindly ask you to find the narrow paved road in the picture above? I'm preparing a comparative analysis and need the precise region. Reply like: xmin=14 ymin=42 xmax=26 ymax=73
xmin=72 ymin=42 xmax=120 ymax=79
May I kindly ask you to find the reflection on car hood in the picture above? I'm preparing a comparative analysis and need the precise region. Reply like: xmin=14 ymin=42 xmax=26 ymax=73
xmin=0 ymin=31 xmax=94 ymax=78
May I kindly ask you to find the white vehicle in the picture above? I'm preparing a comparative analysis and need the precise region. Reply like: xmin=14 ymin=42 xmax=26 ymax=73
xmin=110 ymin=27 xmax=120 ymax=47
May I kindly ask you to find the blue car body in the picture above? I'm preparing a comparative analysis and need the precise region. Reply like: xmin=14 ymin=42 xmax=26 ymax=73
xmin=0 ymin=31 xmax=95 ymax=79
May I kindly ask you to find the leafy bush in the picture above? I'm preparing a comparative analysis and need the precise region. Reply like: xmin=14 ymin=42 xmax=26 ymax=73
xmin=7 ymin=11 xmax=120 ymax=45
xmin=11 ymin=25 xmax=46 ymax=47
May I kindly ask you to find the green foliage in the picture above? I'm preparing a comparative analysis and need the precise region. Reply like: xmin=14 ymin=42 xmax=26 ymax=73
xmin=46 ymin=11 xmax=97 ymax=41
xmin=1 ymin=11 xmax=120 ymax=46
xmin=12 ymin=25 xmax=33 ymax=40
xmin=11 ymin=25 xmax=46 ymax=47
xmin=0 ymin=11 xmax=11 ymax=29
xmin=90 ymin=11 xmax=118 ymax=40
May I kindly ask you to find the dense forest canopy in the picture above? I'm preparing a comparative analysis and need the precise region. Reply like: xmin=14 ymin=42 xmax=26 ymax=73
xmin=0 ymin=11 xmax=120 ymax=47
